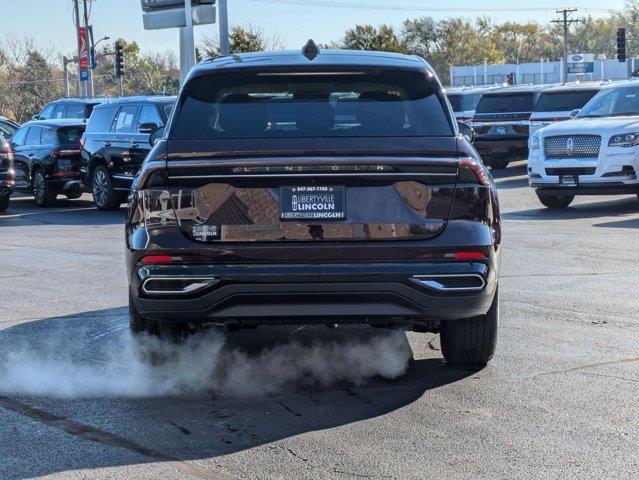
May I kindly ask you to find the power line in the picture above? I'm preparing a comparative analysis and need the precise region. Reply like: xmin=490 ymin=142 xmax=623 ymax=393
xmin=246 ymin=0 xmax=610 ymax=14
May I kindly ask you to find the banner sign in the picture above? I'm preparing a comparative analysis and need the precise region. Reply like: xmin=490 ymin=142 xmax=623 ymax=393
xmin=77 ymin=27 xmax=90 ymax=72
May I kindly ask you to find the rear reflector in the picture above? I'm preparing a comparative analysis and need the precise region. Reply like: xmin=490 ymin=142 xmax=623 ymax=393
xmin=453 ymin=251 xmax=486 ymax=260
xmin=139 ymin=254 xmax=212 ymax=264
xmin=140 ymin=255 xmax=174 ymax=264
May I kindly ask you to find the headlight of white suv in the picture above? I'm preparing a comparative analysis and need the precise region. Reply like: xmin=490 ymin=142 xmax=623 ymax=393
xmin=608 ymin=132 xmax=639 ymax=148
xmin=529 ymin=133 xmax=541 ymax=150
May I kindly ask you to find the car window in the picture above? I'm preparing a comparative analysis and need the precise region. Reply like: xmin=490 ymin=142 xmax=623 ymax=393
xmin=85 ymin=103 xmax=99 ymax=118
xmin=138 ymin=105 xmax=163 ymax=128
xmin=11 ymin=127 xmax=29 ymax=146
xmin=580 ymin=86 xmax=639 ymax=118
xmin=448 ymin=93 xmax=482 ymax=112
xmin=164 ymin=103 xmax=174 ymax=119
xmin=475 ymin=93 xmax=536 ymax=114
xmin=66 ymin=103 xmax=86 ymax=119
xmin=86 ymin=106 xmax=118 ymax=133
xmin=111 ymin=105 xmax=139 ymax=133
xmin=171 ymin=70 xmax=454 ymax=139
xmin=25 ymin=126 xmax=41 ymax=146
xmin=52 ymin=104 xmax=66 ymax=119
xmin=0 ymin=120 xmax=18 ymax=138
xmin=57 ymin=126 xmax=86 ymax=145
xmin=534 ymin=90 xmax=600 ymax=112
xmin=39 ymin=104 xmax=55 ymax=120
xmin=40 ymin=127 xmax=57 ymax=146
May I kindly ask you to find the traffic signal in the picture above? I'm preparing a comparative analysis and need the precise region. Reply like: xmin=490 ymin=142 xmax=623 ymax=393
xmin=617 ymin=27 xmax=626 ymax=62
xmin=506 ymin=73 xmax=514 ymax=85
xmin=115 ymin=41 xmax=125 ymax=77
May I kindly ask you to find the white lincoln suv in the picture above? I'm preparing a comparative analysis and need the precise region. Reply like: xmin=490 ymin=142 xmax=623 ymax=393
xmin=528 ymin=81 xmax=639 ymax=208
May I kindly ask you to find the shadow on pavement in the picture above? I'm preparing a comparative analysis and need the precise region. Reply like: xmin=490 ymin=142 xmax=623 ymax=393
xmin=593 ymin=217 xmax=639 ymax=229
xmin=0 ymin=308 xmax=474 ymax=480
xmin=0 ymin=196 xmax=126 ymax=227
xmin=503 ymin=196 xmax=639 ymax=221
xmin=488 ymin=162 xmax=527 ymax=180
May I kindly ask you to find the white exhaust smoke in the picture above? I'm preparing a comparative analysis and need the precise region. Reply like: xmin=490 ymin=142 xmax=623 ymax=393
xmin=0 ymin=327 xmax=412 ymax=399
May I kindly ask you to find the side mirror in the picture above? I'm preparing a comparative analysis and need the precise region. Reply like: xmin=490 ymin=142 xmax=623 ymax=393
xmin=457 ymin=121 xmax=475 ymax=143
xmin=149 ymin=126 xmax=165 ymax=146
xmin=138 ymin=122 xmax=159 ymax=134
xmin=569 ymin=109 xmax=580 ymax=119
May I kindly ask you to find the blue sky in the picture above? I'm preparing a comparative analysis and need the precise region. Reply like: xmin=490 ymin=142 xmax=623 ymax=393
xmin=4 ymin=0 xmax=626 ymax=56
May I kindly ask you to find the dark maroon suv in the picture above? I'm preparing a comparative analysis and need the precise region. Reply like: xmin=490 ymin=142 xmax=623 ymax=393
xmin=126 ymin=45 xmax=501 ymax=368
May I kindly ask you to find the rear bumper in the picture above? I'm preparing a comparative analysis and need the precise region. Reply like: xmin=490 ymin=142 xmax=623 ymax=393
xmin=130 ymin=261 xmax=498 ymax=326
xmin=533 ymin=182 xmax=639 ymax=196
xmin=474 ymin=138 xmax=528 ymax=157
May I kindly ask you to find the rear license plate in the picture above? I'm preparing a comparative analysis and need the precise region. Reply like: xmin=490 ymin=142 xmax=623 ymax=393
xmin=280 ymin=186 xmax=346 ymax=221
xmin=560 ymin=175 xmax=578 ymax=186
xmin=492 ymin=125 xmax=508 ymax=135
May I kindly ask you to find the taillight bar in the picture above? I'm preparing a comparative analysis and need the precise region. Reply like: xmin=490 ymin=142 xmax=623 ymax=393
xmin=140 ymin=254 xmax=211 ymax=264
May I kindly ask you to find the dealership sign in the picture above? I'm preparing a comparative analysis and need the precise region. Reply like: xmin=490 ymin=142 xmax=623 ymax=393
xmin=141 ymin=0 xmax=215 ymax=29
xmin=568 ymin=53 xmax=595 ymax=74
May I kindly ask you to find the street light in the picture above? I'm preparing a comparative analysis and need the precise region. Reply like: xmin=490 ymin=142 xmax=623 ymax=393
xmin=94 ymin=35 xmax=110 ymax=49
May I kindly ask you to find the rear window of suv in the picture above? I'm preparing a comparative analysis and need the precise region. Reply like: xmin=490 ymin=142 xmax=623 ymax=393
xmin=534 ymin=90 xmax=599 ymax=112
xmin=170 ymin=69 xmax=454 ymax=139
xmin=447 ymin=93 xmax=481 ymax=112
xmin=475 ymin=93 xmax=536 ymax=114
xmin=86 ymin=106 xmax=118 ymax=133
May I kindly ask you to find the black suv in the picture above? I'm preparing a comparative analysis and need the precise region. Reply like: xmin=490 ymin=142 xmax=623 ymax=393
xmin=472 ymin=85 xmax=547 ymax=169
xmin=9 ymin=120 xmax=86 ymax=206
xmin=80 ymin=96 xmax=176 ymax=210
xmin=126 ymin=46 xmax=501 ymax=368
xmin=35 ymin=98 xmax=104 ymax=121
xmin=0 ymin=135 xmax=14 ymax=211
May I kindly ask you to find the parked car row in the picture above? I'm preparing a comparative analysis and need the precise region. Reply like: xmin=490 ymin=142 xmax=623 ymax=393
xmin=447 ymin=80 xmax=639 ymax=209
xmin=0 ymin=95 xmax=176 ymax=211
xmin=446 ymin=82 xmax=607 ymax=169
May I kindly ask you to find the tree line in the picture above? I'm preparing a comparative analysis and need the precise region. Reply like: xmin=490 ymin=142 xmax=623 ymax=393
xmin=2 ymin=1 xmax=639 ymax=122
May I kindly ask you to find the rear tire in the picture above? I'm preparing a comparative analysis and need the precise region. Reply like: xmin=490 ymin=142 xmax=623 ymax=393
xmin=536 ymin=192 xmax=574 ymax=209
xmin=32 ymin=170 xmax=57 ymax=207
xmin=440 ymin=287 xmax=498 ymax=369
xmin=92 ymin=166 xmax=123 ymax=211
xmin=0 ymin=193 xmax=9 ymax=212
xmin=483 ymin=156 xmax=510 ymax=169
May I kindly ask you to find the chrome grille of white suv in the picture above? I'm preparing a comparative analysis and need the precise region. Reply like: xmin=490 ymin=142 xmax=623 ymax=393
xmin=544 ymin=135 xmax=601 ymax=159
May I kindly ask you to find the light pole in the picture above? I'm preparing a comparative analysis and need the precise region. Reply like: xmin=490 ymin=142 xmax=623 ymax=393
xmin=218 ymin=0 xmax=229 ymax=56
xmin=91 ymin=36 xmax=109 ymax=97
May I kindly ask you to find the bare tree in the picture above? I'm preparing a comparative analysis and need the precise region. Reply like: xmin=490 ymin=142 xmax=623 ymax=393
xmin=200 ymin=25 xmax=284 ymax=59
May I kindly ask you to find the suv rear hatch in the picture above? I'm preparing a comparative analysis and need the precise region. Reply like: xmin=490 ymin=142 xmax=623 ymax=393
xmin=473 ymin=91 xmax=537 ymax=136
xmin=162 ymin=66 xmax=464 ymax=243
xmin=165 ymin=138 xmax=459 ymax=243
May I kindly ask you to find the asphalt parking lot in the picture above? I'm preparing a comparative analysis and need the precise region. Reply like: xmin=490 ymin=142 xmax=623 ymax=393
xmin=0 ymin=161 xmax=637 ymax=480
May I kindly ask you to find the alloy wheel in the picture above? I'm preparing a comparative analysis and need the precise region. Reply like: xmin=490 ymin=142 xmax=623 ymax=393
xmin=92 ymin=169 xmax=109 ymax=207
xmin=33 ymin=172 xmax=45 ymax=204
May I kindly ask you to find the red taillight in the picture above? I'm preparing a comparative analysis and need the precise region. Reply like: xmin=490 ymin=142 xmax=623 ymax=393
xmin=453 ymin=251 xmax=487 ymax=260
xmin=79 ymin=137 xmax=86 ymax=149
xmin=459 ymin=157 xmax=491 ymax=186
xmin=140 ymin=255 xmax=174 ymax=264
xmin=0 ymin=142 xmax=13 ymax=161
xmin=140 ymin=254 xmax=210 ymax=264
